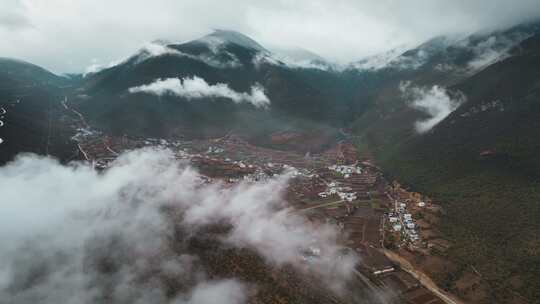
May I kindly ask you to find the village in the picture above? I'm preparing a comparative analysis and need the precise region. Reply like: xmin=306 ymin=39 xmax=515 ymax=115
xmin=72 ymin=135 xmax=457 ymax=303
xmin=61 ymin=100 xmax=458 ymax=304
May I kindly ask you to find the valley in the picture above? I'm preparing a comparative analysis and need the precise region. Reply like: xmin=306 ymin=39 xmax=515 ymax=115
xmin=51 ymin=93 xmax=466 ymax=304
xmin=1 ymin=17 xmax=540 ymax=304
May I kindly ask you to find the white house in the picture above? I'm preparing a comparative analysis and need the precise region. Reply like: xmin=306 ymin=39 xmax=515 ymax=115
xmin=318 ymin=192 xmax=328 ymax=198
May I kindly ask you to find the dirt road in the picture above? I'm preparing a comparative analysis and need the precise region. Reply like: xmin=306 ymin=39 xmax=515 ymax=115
xmin=381 ymin=249 xmax=464 ymax=304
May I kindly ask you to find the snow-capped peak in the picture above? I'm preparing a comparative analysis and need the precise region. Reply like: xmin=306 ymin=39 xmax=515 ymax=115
xmin=197 ymin=30 xmax=267 ymax=52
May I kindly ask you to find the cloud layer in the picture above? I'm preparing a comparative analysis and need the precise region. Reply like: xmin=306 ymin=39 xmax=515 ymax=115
xmin=2 ymin=0 xmax=540 ymax=72
xmin=400 ymin=82 xmax=466 ymax=133
xmin=84 ymin=42 xmax=242 ymax=75
xmin=0 ymin=148 xmax=355 ymax=303
xmin=129 ymin=76 xmax=270 ymax=108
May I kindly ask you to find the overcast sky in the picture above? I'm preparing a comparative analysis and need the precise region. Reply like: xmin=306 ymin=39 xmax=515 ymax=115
xmin=1 ymin=0 xmax=540 ymax=73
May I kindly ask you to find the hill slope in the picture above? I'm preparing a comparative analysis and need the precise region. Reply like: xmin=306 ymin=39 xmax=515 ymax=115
xmin=0 ymin=58 xmax=76 ymax=164
xmin=357 ymin=28 xmax=540 ymax=302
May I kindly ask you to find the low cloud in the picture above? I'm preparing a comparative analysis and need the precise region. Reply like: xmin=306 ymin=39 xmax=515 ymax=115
xmin=129 ymin=76 xmax=270 ymax=108
xmin=400 ymin=81 xmax=466 ymax=133
xmin=176 ymin=280 xmax=247 ymax=304
xmin=84 ymin=58 xmax=125 ymax=76
xmin=349 ymin=44 xmax=413 ymax=71
xmin=135 ymin=42 xmax=242 ymax=69
xmin=84 ymin=41 xmax=241 ymax=76
xmin=464 ymin=31 xmax=532 ymax=70
xmin=254 ymin=52 xmax=335 ymax=71
xmin=0 ymin=148 xmax=355 ymax=303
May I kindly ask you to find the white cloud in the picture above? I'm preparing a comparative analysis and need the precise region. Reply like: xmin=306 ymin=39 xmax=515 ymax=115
xmin=465 ymin=32 xmax=532 ymax=70
xmin=400 ymin=81 xmax=466 ymax=133
xmin=177 ymin=280 xmax=248 ymax=304
xmin=0 ymin=0 xmax=32 ymax=30
xmin=0 ymin=148 xmax=356 ymax=303
xmin=84 ymin=41 xmax=242 ymax=76
xmin=83 ymin=58 xmax=125 ymax=76
xmin=129 ymin=76 xmax=270 ymax=108
xmin=135 ymin=42 xmax=242 ymax=68
xmin=2 ymin=0 xmax=540 ymax=72
xmin=253 ymin=52 xmax=336 ymax=71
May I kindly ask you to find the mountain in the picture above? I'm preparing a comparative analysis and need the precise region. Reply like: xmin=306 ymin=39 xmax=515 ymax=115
xmin=0 ymin=57 xmax=68 ymax=89
xmin=0 ymin=58 xmax=77 ymax=164
xmin=351 ymin=22 xmax=540 ymax=302
xmin=268 ymin=47 xmax=334 ymax=70
xmin=199 ymin=29 xmax=268 ymax=52
xmin=76 ymin=30 xmax=357 ymax=148
xmin=352 ymin=21 xmax=540 ymax=151
xmin=270 ymin=47 xmax=326 ymax=63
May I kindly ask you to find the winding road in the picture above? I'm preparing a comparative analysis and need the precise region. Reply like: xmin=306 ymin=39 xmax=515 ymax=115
xmin=61 ymin=96 xmax=119 ymax=161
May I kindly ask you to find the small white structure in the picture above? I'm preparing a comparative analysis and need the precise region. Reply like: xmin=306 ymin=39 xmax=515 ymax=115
xmin=373 ymin=267 xmax=395 ymax=275
xmin=309 ymin=247 xmax=321 ymax=256
xmin=318 ymin=192 xmax=329 ymax=198
xmin=418 ymin=201 xmax=426 ymax=207
xmin=389 ymin=217 xmax=398 ymax=223
xmin=393 ymin=224 xmax=402 ymax=231
xmin=345 ymin=194 xmax=357 ymax=202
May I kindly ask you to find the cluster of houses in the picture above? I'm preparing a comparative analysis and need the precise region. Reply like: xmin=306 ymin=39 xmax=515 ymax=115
xmin=234 ymin=160 xmax=254 ymax=169
xmin=318 ymin=182 xmax=358 ymax=202
xmin=327 ymin=164 xmax=362 ymax=178
xmin=282 ymin=164 xmax=317 ymax=179
xmin=206 ymin=146 xmax=225 ymax=154
xmin=242 ymin=170 xmax=271 ymax=182
xmin=388 ymin=201 xmax=423 ymax=243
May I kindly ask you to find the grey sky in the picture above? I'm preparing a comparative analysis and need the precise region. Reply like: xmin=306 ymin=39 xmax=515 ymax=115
xmin=1 ymin=0 xmax=539 ymax=73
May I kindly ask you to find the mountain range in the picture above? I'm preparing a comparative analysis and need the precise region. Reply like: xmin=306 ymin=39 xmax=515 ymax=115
xmin=1 ymin=21 xmax=540 ymax=302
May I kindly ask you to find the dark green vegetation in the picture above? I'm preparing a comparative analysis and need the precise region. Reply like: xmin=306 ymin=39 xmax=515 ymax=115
xmin=0 ymin=57 xmax=68 ymax=88
xmin=0 ymin=58 xmax=78 ymax=165
xmin=354 ymin=27 xmax=540 ymax=302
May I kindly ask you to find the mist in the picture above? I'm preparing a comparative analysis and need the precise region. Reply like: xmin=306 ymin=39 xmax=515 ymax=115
xmin=0 ymin=148 xmax=356 ymax=303
xmin=2 ymin=0 xmax=540 ymax=73
xmin=129 ymin=76 xmax=270 ymax=108
xmin=400 ymin=81 xmax=466 ymax=133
